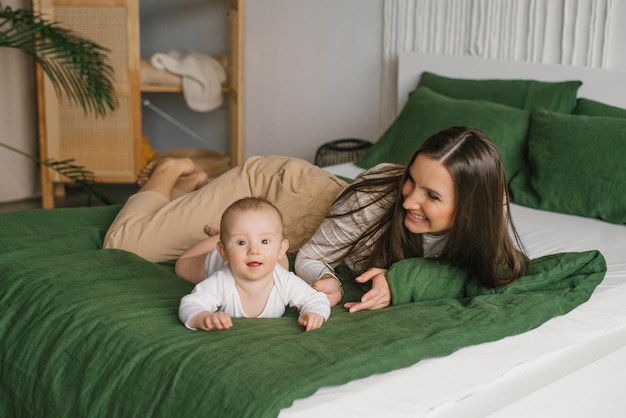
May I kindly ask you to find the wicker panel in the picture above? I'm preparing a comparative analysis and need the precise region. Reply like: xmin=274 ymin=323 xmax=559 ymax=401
xmin=55 ymin=6 xmax=129 ymax=84
xmin=43 ymin=3 xmax=137 ymax=183
xmin=57 ymin=97 xmax=133 ymax=177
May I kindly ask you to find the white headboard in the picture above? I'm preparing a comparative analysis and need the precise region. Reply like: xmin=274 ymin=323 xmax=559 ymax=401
xmin=397 ymin=52 xmax=626 ymax=111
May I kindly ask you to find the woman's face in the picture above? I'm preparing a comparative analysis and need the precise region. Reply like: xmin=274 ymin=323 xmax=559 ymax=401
xmin=401 ymin=153 xmax=456 ymax=235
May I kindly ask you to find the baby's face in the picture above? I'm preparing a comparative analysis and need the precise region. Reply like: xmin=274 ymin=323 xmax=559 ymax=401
xmin=220 ymin=208 xmax=288 ymax=282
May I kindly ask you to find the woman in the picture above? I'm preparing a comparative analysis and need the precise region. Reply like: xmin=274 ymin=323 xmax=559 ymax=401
xmin=295 ymin=126 xmax=528 ymax=310
xmin=104 ymin=126 xmax=527 ymax=311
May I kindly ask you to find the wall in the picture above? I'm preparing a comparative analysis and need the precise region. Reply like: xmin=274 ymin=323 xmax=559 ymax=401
xmin=140 ymin=0 xmax=384 ymax=163
xmin=134 ymin=0 xmax=626 ymax=163
xmin=241 ymin=0 xmax=626 ymax=164
xmin=0 ymin=0 xmax=39 ymax=203
xmin=242 ymin=0 xmax=384 ymax=162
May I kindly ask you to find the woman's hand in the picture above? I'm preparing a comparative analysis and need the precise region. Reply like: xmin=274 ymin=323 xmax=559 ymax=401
xmin=343 ymin=267 xmax=390 ymax=313
xmin=312 ymin=275 xmax=343 ymax=307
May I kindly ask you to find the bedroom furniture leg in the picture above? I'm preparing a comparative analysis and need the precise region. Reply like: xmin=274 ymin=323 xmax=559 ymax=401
xmin=40 ymin=176 xmax=54 ymax=209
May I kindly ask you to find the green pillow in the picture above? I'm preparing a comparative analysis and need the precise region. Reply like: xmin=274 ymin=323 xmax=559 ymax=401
xmin=387 ymin=257 xmax=467 ymax=304
xmin=356 ymin=87 xmax=530 ymax=185
xmin=514 ymin=109 xmax=626 ymax=224
xmin=573 ymin=98 xmax=626 ymax=119
xmin=418 ymin=72 xmax=581 ymax=113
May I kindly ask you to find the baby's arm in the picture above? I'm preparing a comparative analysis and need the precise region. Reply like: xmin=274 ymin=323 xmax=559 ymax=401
xmin=278 ymin=267 xmax=330 ymax=330
xmin=298 ymin=311 xmax=325 ymax=331
xmin=188 ymin=311 xmax=233 ymax=331
xmin=179 ymin=273 xmax=228 ymax=330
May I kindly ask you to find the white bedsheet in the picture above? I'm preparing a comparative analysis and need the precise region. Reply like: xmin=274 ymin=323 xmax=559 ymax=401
xmin=280 ymin=162 xmax=626 ymax=418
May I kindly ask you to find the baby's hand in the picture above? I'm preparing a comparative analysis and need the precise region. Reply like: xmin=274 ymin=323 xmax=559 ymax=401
xmin=298 ymin=312 xmax=325 ymax=331
xmin=193 ymin=311 xmax=233 ymax=331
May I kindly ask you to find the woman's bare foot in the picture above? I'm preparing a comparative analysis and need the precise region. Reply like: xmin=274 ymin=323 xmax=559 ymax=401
xmin=138 ymin=157 xmax=208 ymax=200
xmin=149 ymin=157 xmax=195 ymax=178
xmin=139 ymin=157 xmax=209 ymax=190
xmin=136 ymin=161 xmax=156 ymax=186
xmin=137 ymin=158 xmax=208 ymax=188
xmin=174 ymin=170 xmax=210 ymax=193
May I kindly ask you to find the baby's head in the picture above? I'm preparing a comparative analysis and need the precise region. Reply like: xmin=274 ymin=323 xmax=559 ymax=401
xmin=217 ymin=197 xmax=289 ymax=279
xmin=219 ymin=197 xmax=284 ymax=243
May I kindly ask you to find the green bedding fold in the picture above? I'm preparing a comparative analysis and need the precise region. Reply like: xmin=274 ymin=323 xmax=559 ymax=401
xmin=388 ymin=251 xmax=605 ymax=303
xmin=0 ymin=206 xmax=606 ymax=418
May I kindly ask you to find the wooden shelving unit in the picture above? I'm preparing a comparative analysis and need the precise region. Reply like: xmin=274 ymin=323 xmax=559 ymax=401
xmin=34 ymin=0 xmax=242 ymax=208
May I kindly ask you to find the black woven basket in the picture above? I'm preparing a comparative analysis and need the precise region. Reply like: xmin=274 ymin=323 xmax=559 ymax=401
xmin=314 ymin=138 xmax=373 ymax=167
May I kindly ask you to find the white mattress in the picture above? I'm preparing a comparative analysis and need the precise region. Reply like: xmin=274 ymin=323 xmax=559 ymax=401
xmin=280 ymin=163 xmax=626 ymax=417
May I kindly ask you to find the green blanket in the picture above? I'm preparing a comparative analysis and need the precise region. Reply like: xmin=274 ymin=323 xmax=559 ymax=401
xmin=0 ymin=206 xmax=606 ymax=417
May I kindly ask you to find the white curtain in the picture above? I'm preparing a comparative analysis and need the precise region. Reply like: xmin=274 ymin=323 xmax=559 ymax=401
xmin=380 ymin=0 xmax=613 ymax=130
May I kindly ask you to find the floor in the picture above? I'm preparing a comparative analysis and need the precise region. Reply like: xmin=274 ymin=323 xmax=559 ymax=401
xmin=0 ymin=183 xmax=137 ymax=214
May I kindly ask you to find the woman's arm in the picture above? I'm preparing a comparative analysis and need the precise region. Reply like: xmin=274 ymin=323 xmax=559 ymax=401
xmin=294 ymin=196 xmax=362 ymax=282
xmin=295 ymin=187 xmax=390 ymax=306
xmin=294 ymin=215 xmax=354 ymax=306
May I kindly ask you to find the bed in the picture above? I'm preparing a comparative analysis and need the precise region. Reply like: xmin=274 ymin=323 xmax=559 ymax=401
xmin=2 ymin=52 xmax=626 ymax=417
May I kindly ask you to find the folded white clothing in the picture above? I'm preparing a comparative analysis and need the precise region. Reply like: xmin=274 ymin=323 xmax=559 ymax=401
xmin=150 ymin=50 xmax=227 ymax=112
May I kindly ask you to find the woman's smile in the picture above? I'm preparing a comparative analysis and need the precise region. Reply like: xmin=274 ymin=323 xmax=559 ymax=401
xmin=401 ymin=154 xmax=456 ymax=235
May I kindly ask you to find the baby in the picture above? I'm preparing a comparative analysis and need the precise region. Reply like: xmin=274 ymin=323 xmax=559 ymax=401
xmin=179 ymin=197 xmax=330 ymax=331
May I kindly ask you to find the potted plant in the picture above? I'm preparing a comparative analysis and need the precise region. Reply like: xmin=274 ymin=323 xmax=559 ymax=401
xmin=0 ymin=1 xmax=117 ymax=203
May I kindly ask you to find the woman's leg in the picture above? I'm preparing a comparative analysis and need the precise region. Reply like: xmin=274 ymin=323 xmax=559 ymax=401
xmin=103 ymin=158 xmax=209 ymax=261
xmin=104 ymin=156 xmax=347 ymax=263
xmin=135 ymin=161 xmax=155 ymax=186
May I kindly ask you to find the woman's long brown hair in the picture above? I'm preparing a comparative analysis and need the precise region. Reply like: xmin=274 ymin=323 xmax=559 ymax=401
xmin=329 ymin=126 xmax=528 ymax=288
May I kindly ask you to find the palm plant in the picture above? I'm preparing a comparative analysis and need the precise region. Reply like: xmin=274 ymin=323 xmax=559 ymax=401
xmin=0 ymin=1 xmax=118 ymax=204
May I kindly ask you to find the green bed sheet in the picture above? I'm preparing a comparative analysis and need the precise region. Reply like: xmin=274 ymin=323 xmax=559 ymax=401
xmin=0 ymin=205 xmax=605 ymax=417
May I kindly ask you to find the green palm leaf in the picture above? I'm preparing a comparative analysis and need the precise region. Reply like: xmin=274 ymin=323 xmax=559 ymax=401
xmin=0 ymin=3 xmax=117 ymax=116
xmin=0 ymin=142 xmax=117 ymax=205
